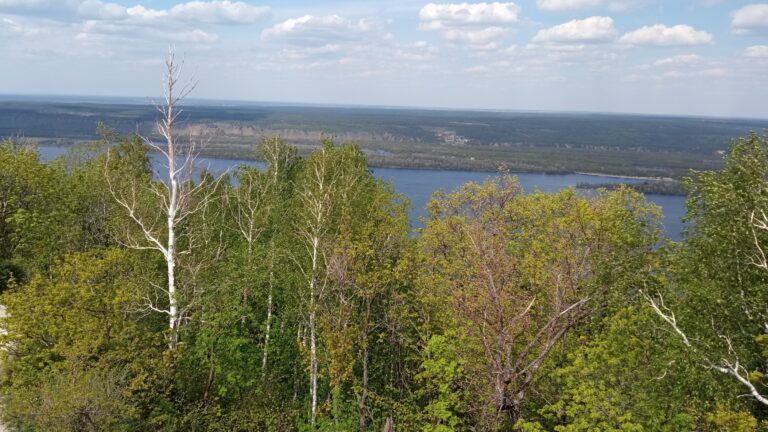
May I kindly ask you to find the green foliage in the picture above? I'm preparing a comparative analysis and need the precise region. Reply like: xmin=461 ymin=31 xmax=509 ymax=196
xmin=414 ymin=173 xmax=661 ymax=428
xmin=417 ymin=332 xmax=468 ymax=432
xmin=2 ymin=131 xmax=768 ymax=431
xmin=0 ymin=135 xmax=152 ymax=293
xmin=0 ymin=248 xmax=165 ymax=430
xmin=706 ymin=406 xmax=760 ymax=432
xmin=663 ymin=133 xmax=768 ymax=416
xmin=518 ymin=306 xmax=703 ymax=431
xmin=0 ymin=140 xmax=69 ymax=288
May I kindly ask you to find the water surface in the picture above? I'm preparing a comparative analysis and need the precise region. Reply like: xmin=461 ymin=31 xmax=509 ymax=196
xmin=38 ymin=145 xmax=687 ymax=240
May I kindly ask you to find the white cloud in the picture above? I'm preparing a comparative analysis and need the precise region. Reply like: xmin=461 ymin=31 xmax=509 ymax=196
xmin=169 ymin=1 xmax=269 ymax=24
xmin=171 ymin=29 xmax=219 ymax=43
xmin=732 ymin=4 xmax=768 ymax=34
xmin=76 ymin=2 xmax=163 ymax=22
xmin=419 ymin=2 xmax=519 ymax=49
xmin=77 ymin=0 xmax=125 ymax=19
xmin=262 ymin=15 xmax=384 ymax=46
xmin=442 ymin=27 xmax=507 ymax=48
xmin=465 ymin=64 xmax=491 ymax=72
xmin=0 ymin=16 xmax=42 ymax=36
xmin=536 ymin=0 xmax=639 ymax=12
xmin=419 ymin=2 xmax=520 ymax=29
xmin=0 ymin=0 xmax=74 ymax=8
xmin=0 ymin=0 xmax=51 ymax=5
xmin=745 ymin=45 xmax=768 ymax=58
xmin=53 ymin=1 xmax=269 ymax=51
xmin=249 ymin=36 xmax=439 ymax=77
xmin=124 ymin=5 xmax=167 ymax=21
xmin=652 ymin=54 xmax=702 ymax=66
xmin=4 ymin=0 xmax=269 ymax=25
xmin=619 ymin=24 xmax=713 ymax=46
xmin=631 ymin=52 xmax=729 ymax=82
xmin=626 ymin=67 xmax=728 ymax=82
xmin=523 ymin=42 xmax=619 ymax=65
xmin=532 ymin=16 xmax=617 ymax=43
xmin=394 ymin=41 xmax=440 ymax=61
xmin=466 ymin=39 xmax=620 ymax=78
xmin=464 ymin=60 xmax=528 ymax=74
xmin=662 ymin=68 xmax=727 ymax=79
xmin=76 ymin=18 xmax=220 ymax=45
xmin=0 ymin=0 xmax=79 ymax=17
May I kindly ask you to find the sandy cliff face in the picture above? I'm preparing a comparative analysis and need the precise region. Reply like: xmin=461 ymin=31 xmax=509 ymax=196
xmin=176 ymin=123 xmax=422 ymax=145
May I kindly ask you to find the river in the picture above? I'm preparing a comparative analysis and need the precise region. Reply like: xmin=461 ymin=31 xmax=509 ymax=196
xmin=37 ymin=145 xmax=687 ymax=240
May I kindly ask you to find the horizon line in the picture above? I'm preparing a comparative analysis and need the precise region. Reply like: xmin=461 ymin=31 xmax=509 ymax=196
xmin=0 ymin=92 xmax=767 ymax=123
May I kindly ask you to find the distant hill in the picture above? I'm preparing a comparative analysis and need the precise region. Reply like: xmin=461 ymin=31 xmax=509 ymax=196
xmin=1 ymin=97 xmax=765 ymax=178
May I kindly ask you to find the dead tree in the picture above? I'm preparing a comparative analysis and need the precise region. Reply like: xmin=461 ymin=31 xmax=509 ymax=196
xmin=106 ymin=51 xmax=218 ymax=349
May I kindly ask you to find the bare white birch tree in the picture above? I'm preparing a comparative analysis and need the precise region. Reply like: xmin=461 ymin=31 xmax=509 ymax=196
xmin=106 ymin=51 xmax=218 ymax=349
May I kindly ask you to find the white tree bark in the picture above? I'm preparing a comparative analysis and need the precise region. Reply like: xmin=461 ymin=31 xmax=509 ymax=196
xmin=294 ymin=144 xmax=361 ymax=426
xmin=308 ymin=207 xmax=322 ymax=428
xmin=644 ymin=207 xmax=768 ymax=407
xmin=262 ymin=269 xmax=274 ymax=374
xmin=166 ymin=113 xmax=179 ymax=343
xmin=298 ymin=148 xmax=332 ymax=427
xmin=261 ymin=139 xmax=287 ymax=379
xmin=106 ymin=51 xmax=218 ymax=349
xmin=644 ymin=290 xmax=768 ymax=407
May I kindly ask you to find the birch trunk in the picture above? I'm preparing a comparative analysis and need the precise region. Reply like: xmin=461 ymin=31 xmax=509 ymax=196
xmin=262 ymin=264 xmax=274 ymax=377
xmin=162 ymin=62 xmax=180 ymax=349
xmin=309 ymin=235 xmax=320 ymax=427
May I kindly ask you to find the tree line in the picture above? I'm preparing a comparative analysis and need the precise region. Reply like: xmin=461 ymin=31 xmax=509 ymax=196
xmin=1 ymin=60 xmax=767 ymax=431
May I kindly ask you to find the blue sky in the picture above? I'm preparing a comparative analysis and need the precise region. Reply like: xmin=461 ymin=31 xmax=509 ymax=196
xmin=1 ymin=0 xmax=767 ymax=118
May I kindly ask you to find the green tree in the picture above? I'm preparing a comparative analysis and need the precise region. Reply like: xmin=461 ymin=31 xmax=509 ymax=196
xmin=0 ymin=249 xmax=166 ymax=431
xmin=645 ymin=132 xmax=768 ymax=421
xmin=292 ymin=139 xmax=369 ymax=426
xmin=0 ymin=140 xmax=72 ymax=290
xmin=415 ymin=174 xmax=661 ymax=429
xmin=517 ymin=305 xmax=704 ymax=432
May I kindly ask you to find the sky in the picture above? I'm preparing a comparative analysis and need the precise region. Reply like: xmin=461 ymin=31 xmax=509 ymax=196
xmin=1 ymin=0 xmax=767 ymax=118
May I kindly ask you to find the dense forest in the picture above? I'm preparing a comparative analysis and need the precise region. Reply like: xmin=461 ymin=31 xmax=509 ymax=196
xmin=2 ymin=95 xmax=763 ymax=178
xmin=576 ymin=179 xmax=687 ymax=196
xmin=1 ymin=65 xmax=768 ymax=431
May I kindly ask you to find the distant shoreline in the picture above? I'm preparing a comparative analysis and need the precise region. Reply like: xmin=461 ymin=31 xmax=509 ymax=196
xmin=574 ymin=171 xmax=677 ymax=182
xmin=191 ymin=149 xmax=686 ymax=182
xmin=33 ymin=140 xmax=680 ymax=183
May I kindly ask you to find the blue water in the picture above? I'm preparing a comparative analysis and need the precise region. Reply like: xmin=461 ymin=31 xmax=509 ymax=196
xmin=375 ymin=168 xmax=686 ymax=239
xmin=38 ymin=145 xmax=687 ymax=240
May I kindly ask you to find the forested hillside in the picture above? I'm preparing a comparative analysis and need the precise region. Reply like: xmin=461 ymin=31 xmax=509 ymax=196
xmin=2 ymin=128 xmax=768 ymax=430
xmin=1 ymin=96 xmax=764 ymax=178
